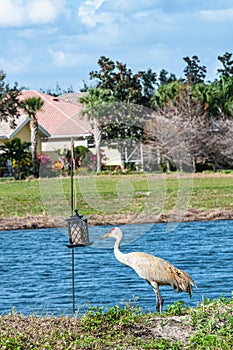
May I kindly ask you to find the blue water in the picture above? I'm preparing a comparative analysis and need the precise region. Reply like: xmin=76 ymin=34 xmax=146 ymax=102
xmin=0 ymin=220 xmax=232 ymax=316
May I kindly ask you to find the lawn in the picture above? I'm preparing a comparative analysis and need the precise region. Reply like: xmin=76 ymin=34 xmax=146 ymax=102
xmin=0 ymin=173 xmax=233 ymax=218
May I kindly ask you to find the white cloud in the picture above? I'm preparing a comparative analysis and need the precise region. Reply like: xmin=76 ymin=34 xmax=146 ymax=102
xmin=77 ymin=0 xmax=162 ymax=28
xmin=48 ymin=49 xmax=89 ymax=67
xmin=0 ymin=0 xmax=66 ymax=27
xmin=0 ymin=0 xmax=24 ymax=26
xmin=27 ymin=0 xmax=64 ymax=24
xmin=101 ymin=0 xmax=161 ymax=13
xmin=201 ymin=7 xmax=233 ymax=21
xmin=1 ymin=0 xmax=233 ymax=90
xmin=78 ymin=0 xmax=111 ymax=27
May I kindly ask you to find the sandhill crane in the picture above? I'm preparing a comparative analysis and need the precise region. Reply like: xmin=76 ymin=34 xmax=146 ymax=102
xmin=100 ymin=227 xmax=196 ymax=313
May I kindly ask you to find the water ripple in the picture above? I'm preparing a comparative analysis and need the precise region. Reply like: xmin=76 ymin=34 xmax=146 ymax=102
xmin=0 ymin=220 xmax=232 ymax=315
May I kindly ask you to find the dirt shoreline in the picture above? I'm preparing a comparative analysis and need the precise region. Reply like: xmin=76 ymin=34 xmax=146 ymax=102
xmin=0 ymin=208 xmax=232 ymax=231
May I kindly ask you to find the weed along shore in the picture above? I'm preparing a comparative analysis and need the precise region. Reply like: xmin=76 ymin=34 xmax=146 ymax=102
xmin=0 ymin=297 xmax=232 ymax=349
xmin=0 ymin=208 xmax=233 ymax=231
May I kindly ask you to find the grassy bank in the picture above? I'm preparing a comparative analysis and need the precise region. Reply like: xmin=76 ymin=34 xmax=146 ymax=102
xmin=1 ymin=176 xmax=232 ymax=349
xmin=0 ymin=296 xmax=232 ymax=349
xmin=0 ymin=173 xmax=233 ymax=218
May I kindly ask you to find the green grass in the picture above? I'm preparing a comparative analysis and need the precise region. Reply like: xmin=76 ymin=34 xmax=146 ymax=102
xmin=0 ymin=173 xmax=232 ymax=218
xmin=189 ymin=177 xmax=233 ymax=210
xmin=0 ymin=180 xmax=43 ymax=217
xmin=0 ymin=296 xmax=232 ymax=349
xmin=188 ymin=295 xmax=233 ymax=349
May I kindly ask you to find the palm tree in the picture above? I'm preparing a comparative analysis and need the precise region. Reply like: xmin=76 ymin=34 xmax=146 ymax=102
xmin=20 ymin=97 xmax=44 ymax=176
xmin=79 ymin=88 xmax=114 ymax=172
xmin=151 ymin=80 xmax=181 ymax=111
xmin=207 ymin=76 xmax=233 ymax=117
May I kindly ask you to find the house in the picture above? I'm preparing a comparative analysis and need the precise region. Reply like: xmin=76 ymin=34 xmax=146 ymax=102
xmin=0 ymin=90 xmax=123 ymax=170
xmin=0 ymin=89 xmax=92 ymax=162
xmin=19 ymin=90 xmax=93 ymax=160
xmin=59 ymin=92 xmax=123 ymax=168
xmin=0 ymin=114 xmax=50 ymax=153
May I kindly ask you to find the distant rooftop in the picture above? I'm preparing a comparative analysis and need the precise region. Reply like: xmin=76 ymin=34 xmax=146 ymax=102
xmin=59 ymin=92 xmax=86 ymax=105
xmin=20 ymin=90 xmax=92 ymax=138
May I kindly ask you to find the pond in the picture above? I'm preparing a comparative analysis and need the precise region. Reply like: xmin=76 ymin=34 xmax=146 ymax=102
xmin=0 ymin=220 xmax=232 ymax=316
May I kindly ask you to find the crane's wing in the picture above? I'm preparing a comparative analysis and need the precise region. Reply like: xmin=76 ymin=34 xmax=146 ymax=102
xmin=125 ymin=252 xmax=196 ymax=296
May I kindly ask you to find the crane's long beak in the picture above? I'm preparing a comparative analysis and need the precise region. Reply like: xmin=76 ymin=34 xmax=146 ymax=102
xmin=99 ymin=232 xmax=110 ymax=240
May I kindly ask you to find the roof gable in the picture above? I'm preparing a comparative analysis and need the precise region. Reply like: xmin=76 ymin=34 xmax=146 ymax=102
xmin=0 ymin=115 xmax=50 ymax=139
xmin=20 ymin=90 xmax=92 ymax=137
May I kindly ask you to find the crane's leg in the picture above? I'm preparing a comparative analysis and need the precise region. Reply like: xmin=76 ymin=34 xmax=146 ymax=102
xmin=150 ymin=281 xmax=164 ymax=313
xmin=158 ymin=290 xmax=164 ymax=313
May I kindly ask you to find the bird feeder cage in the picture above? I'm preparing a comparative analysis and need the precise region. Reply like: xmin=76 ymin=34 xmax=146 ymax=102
xmin=66 ymin=210 xmax=92 ymax=248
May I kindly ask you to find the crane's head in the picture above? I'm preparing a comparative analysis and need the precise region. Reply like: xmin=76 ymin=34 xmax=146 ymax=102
xmin=99 ymin=227 xmax=122 ymax=240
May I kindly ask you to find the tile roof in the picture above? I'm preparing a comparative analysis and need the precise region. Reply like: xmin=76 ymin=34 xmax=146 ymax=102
xmin=59 ymin=92 xmax=85 ymax=105
xmin=0 ymin=115 xmax=26 ymax=139
xmin=19 ymin=90 xmax=92 ymax=138
xmin=0 ymin=115 xmax=50 ymax=139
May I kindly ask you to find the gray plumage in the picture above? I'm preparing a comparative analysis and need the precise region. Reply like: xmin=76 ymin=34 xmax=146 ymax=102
xmin=100 ymin=227 xmax=196 ymax=312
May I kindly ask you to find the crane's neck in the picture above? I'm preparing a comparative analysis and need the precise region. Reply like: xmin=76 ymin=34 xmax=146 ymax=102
xmin=113 ymin=233 xmax=129 ymax=266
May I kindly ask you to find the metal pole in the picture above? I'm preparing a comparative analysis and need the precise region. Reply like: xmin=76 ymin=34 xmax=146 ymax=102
xmin=70 ymin=137 xmax=74 ymax=214
xmin=70 ymin=137 xmax=75 ymax=315
xmin=72 ymin=248 xmax=75 ymax=314
xmin=140 ymin=143 xmax=144 ymax=172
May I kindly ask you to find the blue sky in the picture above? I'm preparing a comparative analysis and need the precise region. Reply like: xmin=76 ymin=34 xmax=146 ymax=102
xmin=0 ymin=0 xmax=233 ymax=91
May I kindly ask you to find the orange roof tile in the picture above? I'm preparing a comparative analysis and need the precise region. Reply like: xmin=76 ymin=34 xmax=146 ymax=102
xmin=0 ymin=115 xmax=50 ymax=139
xmin=20 ymin=90 xmax=92 ymax=138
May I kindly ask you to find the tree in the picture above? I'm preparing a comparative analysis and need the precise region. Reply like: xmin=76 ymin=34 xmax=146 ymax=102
xmin=0 ymin=138 xmax=32 ymax=179
xmin=139 ymin=68 xmax=157 ymax=107
xmin=151 ymin=80 xmax=182 ymax=111
xmin=158 ymin=69 xmax=177 ymax=86
xmin=0 ymin=70 xmax=21 ymax=128
xmin=206 ymin=76 xmax=233 ymax=118
xmin=183 ymin=55 xmax=207 ymax=84
xmin=20 ymin=97 xmax=44 ymax=176
xmin=217 ymin=52 xmax=233 ymax=77
xmin=150 ymin=80 xmax=204 ymax=170
xmin=79 ymin=80 xmax=89 ymax=92
xmin=79 ymin=88 xmax=114 ymax=172
xmin=150 ymin=76 xmax=233 ymax=171
xmin=42 ymin=82 xmax=74 ymax=96
xmin=90 ymin=56 xmax=144 ymax=104
xmin=65 ymin=145 xmax=90 ymax=169
xmin=89 ymin=57 xmax=154 ymax=162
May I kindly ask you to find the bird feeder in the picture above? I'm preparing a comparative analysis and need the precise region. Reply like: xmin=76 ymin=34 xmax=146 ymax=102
xmin=66 ymin=209 xmax=92 ymax=315
xmin=66 ymin=137 xmax=93 ymax=315
xmin=66 ymin=209 xmax=92 ymax=248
